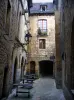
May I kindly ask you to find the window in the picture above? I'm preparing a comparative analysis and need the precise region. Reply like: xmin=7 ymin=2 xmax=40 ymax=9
xmin=38 ymin=19 xmax=47 ymax=35
xmin=40 ymin=5 xmax=47 ymax=11
xmin=39 ymin=39 xmax=46 ymax=49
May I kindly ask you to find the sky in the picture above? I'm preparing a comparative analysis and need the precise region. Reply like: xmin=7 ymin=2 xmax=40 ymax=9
xmin=33 ymin=0 xmax=53 ymax=3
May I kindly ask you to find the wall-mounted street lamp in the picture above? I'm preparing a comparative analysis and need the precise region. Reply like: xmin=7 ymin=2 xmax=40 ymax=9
xmin=25 ymin=31 xmax=32 ymax=44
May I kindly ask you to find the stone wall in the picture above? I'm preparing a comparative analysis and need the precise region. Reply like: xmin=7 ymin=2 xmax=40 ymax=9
xmin=54 ymin=0 xmax=74 ymax=99
xmin=55 ymin=10 xmax=62 ymax=88
xmin=0 ymin=0 xmax=27 ymax=98
xmin=0 ymin=0 xmax=13 ymax=97
xmin=61 ymin=0 xmax=74 ymax=99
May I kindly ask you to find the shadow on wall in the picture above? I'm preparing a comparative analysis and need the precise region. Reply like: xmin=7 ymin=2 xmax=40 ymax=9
xmin=2 ymin=65 xmax=8 ymax=97
xmin=21 ymin=57 xmax=24 ymax=79
xmin=13 ymin=57 xmax=17 ymax=84
xmin=39 ymin=60 xmax=53 ymax=77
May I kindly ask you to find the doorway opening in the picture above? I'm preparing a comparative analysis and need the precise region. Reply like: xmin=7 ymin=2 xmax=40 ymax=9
xmin=30 ymin=61 xmax=36 ymax=74
xmin=39 ymin=60 xmax=53 ymax=77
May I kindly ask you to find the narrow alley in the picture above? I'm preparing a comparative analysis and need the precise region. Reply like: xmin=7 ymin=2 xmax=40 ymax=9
xmin=7 ymin=78 xmax=65 ymax=100
xmin=0 ymin=0 xmax=74 ymax=100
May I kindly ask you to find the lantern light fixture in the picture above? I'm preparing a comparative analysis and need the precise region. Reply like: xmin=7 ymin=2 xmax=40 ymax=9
xmin=25 ymin=31 xmax=32 ymax=44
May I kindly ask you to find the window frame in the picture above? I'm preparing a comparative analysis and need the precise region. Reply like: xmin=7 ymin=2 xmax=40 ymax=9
xmin=40 ymin=5 xmax=47 ymax=11
xmin=38 ymin=19 xmax=47 ymax=35
xmin=39 ymin=39 xmax=46 ymax=49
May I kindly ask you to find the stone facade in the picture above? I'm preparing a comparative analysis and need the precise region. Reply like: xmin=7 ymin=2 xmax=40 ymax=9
xmin=0 ymin=0 xmax=31 ymax=98
xmin=54 ymin=0 xmax=62 ymax=89
xmin=0 ymin=0 xmax=18 ymax=98
xmin=61 ymin=0 xmax=74 ymax=100
xmin=54 ymin=0 xmax=74 ymax=99
xmin=27 ymin=15 xmax=55 ymax=75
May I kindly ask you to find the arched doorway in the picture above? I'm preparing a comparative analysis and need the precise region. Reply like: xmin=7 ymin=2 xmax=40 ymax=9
xmin=13 ymin=57 xmax=17 ymax=84
xmin=21 ymin=57 xmax=24 ymax=79
xmin=2 ymin=65 xmax=8 ymax=97
xmin=30 ymin=61 xmax=36 ymax=74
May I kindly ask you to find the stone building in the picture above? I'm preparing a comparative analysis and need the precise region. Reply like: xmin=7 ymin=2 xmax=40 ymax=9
xmin=27 ymin=3 xmax=55 ymax=76
xmin=0 ymin=0 xmax=32 ymax=99
xmin=54 ymin=0 xmax=74 ymax=99
xmin=53 ymin=0 xmax=62 ymax=89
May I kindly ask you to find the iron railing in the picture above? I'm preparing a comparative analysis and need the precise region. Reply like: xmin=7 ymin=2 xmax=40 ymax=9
xmin=37 ymin=29 xmax=48 ymax=36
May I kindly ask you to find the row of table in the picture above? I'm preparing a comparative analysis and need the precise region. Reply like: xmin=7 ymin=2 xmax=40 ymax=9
xmin=13 ymin=74 xmax=37 ymax=98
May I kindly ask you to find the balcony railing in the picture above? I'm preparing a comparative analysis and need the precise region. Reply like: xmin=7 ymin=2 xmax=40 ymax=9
xmin=37 ymin=29 xmax=48 ymax=36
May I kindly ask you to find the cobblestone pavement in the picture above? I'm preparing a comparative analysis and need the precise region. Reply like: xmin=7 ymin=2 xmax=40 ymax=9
xmin=7 ymin=77 xmax=66 ymax=100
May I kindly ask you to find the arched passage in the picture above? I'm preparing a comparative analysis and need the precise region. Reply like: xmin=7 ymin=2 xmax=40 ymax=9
xmin=39 ymin=60 xmax=53 ymax=77
xmin=13 ymin=57 xmax=17 ymax=84
xmin=30 ymin=61 xmax=36 ymax=74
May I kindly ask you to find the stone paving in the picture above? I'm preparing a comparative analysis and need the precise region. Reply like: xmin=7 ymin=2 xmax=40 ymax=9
xmin=7 ymin=77 xmax=66 ymax=100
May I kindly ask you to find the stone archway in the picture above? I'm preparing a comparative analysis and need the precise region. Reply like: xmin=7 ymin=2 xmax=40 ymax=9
xmin=30 ymin=61 xmax=36 ymax=74
xmin=39 ymin=60 xmax=53 ymax=77
xmin=13 ymin=57 xmax=17 ymax=84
